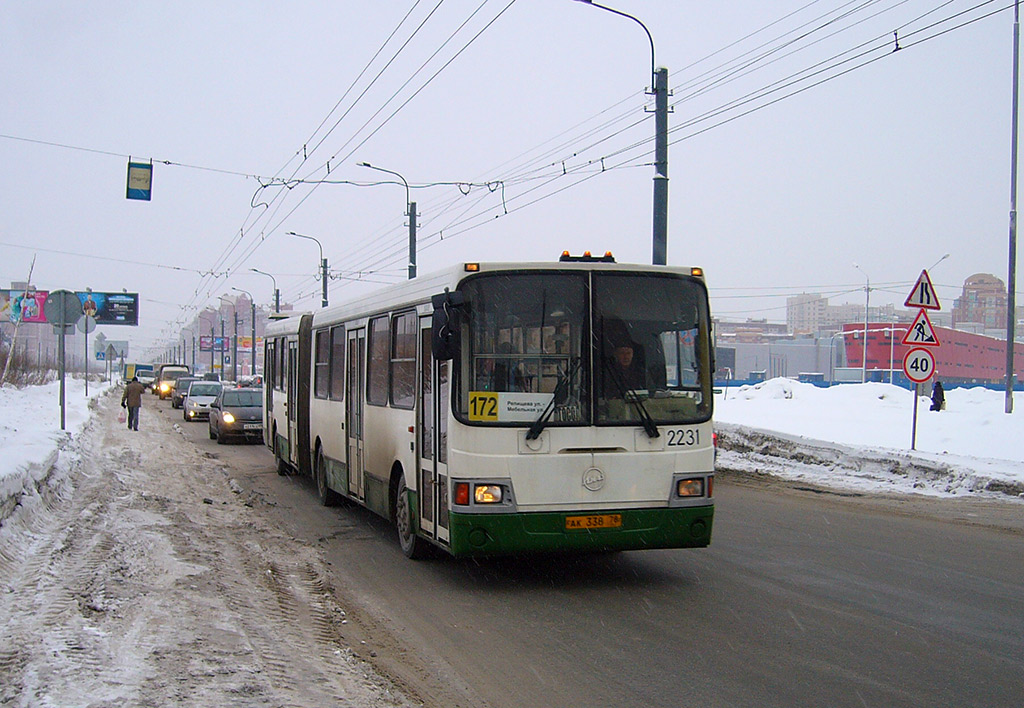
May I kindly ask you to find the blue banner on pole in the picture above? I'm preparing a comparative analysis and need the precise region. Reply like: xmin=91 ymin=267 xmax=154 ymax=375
xmin=126 ymin=160 xmax=153 ymax=201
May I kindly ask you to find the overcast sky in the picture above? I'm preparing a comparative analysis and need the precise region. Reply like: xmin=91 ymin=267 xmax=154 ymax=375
xmin=2 ymin=1 xmax=1020 ymax=354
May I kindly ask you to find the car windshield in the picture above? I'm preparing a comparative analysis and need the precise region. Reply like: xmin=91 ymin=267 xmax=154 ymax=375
xmin=188 ymin=383 xmax=221 ymax=396
xmin=222 ymin=390 xmax=262 ymax=407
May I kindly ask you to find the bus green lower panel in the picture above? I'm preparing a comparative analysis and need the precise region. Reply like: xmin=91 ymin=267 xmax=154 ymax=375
xmin=446 ymin=505 xmax=714 ymax=557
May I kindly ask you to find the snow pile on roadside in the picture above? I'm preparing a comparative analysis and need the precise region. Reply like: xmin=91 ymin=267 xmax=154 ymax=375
xmin=715 ymin=379 xmax=1024 ymax=499
xmin=0 ymin=378 xmax=114 ymax=517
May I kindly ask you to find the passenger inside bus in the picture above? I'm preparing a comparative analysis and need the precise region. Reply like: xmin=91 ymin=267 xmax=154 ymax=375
xmin=477 ymin=342 xmax=528 ymax=392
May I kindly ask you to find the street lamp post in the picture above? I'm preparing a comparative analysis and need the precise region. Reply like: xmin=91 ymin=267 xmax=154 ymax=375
xmin=573 ymin=0 xmax=667 ymax=265
xmin=1006 ymin=0 xmax=1021 ymax=414
xmin=286 ymin=231 xmax=329 ymax=307
xmin=250 ymin=268 xmax=280 ymax=314
xmin=232 ymin=287 xmax=256 ymax=378
xmin=853 ymin=263 xmax=871 ymax=384
xmin=181 ymin=327 xmax=196 ymax=372
xmin=358 ymin=162 xmax=417 ymax=279
xmin=218 ymin=296 xmax=235 ymax=379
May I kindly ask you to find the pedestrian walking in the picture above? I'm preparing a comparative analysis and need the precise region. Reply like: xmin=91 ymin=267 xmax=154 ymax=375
xmin=930 ymin=379 xmax=945 ymax=412
xmin=121 ymin=376 xmax=146 ymax=430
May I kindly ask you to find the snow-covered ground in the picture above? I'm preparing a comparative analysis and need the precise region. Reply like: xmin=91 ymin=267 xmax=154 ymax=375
xmin=715 ymin=378 xmax=1024 ymax=499
xmin=0 ymin=377 xmax=114 ymax=513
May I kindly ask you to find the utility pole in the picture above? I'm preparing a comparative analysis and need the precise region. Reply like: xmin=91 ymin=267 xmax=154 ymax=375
xmin=1006 ymin=0 xmax=1020 ymax=414
xmin=232 ymin=311 xmax=239 ymax=382
xmin=652 ymin=66 xmax=669 ymax=266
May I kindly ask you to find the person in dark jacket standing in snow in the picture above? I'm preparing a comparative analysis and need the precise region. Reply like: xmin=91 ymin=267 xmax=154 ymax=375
xmin=121 ymin=376 xmax=146 ymax=430
xmin=930 ymin=380 xmax=945 ymax=412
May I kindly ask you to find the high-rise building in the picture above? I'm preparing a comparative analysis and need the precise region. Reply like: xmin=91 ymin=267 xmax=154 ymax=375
xmin=951 ymin=273 xmax=1006 ymax=331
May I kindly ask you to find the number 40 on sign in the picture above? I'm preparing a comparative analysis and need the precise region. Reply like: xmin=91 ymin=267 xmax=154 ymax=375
xmin=903 ymin=347 xmax=935 ymax=384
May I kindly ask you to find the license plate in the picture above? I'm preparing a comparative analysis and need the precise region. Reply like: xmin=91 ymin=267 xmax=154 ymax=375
xmin=565 ymin=514 xmax=622 ymax=530
xmin=243 ymin=423 xmax=261 ymax=430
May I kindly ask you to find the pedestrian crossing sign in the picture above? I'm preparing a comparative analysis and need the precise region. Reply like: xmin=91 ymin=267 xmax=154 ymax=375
xmin=904 ymin=270 xmax=941 ymax=310
xmin=902 ymin=309 xmax=940 ymax=347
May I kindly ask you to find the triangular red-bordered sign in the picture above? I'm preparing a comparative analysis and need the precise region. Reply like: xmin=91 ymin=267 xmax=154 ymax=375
xmin=902 ymin=309 xmax=941 ymax=347
xmin=904 ymin=270 xmax=941 ymax=310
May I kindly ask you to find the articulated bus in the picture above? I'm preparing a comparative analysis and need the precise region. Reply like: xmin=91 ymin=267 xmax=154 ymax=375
xmin=263 ymin=253 xmax=715 ymax=558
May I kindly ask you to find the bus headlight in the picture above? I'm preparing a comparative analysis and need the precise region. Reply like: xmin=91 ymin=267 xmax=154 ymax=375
xmin=676 ymin=478 xmax=704 ymax=497
xmin=474 ymin=485 xmax=503 ymax=504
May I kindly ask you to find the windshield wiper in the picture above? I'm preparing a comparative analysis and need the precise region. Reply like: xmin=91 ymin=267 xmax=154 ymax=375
xmin=603 ymin=357 xmax=660 ymax=439
xmin=526 ymin=358 xmax=581 ymax=440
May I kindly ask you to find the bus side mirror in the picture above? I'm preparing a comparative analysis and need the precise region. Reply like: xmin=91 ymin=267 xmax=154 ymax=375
xmin=431 ymin=289 xmax=465 ymax=361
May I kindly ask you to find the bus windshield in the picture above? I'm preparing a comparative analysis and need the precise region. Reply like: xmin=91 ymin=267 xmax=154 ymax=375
xmin=456 ymin=270 xmax=711 ymax=428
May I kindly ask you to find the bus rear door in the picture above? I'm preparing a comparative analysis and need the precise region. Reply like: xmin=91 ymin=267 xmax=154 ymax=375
xmin=418 ymin=320 xmax=450 ymax=545
xmin=346 ymin=328 xmax=365 ymax=500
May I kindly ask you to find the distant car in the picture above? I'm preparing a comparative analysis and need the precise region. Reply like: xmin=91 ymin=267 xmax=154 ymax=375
xmin=136 ymin=370 xmax=157 ymax=390
xmin=238 ymin=375 xmax=263 ymax=389
xmin=202 ymin=372 xmax=221 ymax=381
xmin=183 ymin=381 xmax=223 ymax=421
xmin=156 ymin=366 xmax=191 ymax=400
xmin=208 ymin=387 xmax=263 ymax=443
xmin=171 ymin=377 xmax=199 ymax=409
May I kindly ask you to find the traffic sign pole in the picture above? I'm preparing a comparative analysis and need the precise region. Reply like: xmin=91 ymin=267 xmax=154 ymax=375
xmin=912 ymin=386 xmax=919 ymax=450
xmin=903 ymin=268 xmax=945 ymax=450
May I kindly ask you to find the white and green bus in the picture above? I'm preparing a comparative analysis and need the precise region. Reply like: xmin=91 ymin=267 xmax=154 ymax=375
xmin=264 ymin=253 xmax=715 ymax=558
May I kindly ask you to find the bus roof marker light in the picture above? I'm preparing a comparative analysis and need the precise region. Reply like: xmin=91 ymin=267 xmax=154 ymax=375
xmin=691 ymin=267 xmax=704 ymax=277
xmin=465 ymin=263 xmax=480 ymax=272
xmin=558 ymin=251 xmax=616 ymax=263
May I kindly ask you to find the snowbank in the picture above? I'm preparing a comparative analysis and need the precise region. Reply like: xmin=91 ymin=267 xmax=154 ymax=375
xmin=715 ymin=379 xmax=1024 ymax=499
xmin=0 ymin=378 xmax=115 ymax=519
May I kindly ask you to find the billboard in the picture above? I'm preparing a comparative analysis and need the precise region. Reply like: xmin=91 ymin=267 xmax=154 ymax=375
xmin=76 ymin=292 xmax=139 ymax=325
xmin=199 ymin=336 xmax=230 ymax=352
xmin=2 ymin=289 xmax=49 ymax=323
xmin=1 ymin=290 xmax=137 ymax=325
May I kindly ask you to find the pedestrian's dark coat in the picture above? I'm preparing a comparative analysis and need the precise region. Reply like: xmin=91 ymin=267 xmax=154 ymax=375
xmin=122 ymin=379 xmax=146 ymax=408
xmin=930 ymin=380 xmax=945 ymax=411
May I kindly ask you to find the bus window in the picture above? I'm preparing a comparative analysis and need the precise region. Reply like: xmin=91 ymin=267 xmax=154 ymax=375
xmin=458 ymin=272 xmax=587 ymax=426
xmin=594 ymin=273 xmax=711 ymax=425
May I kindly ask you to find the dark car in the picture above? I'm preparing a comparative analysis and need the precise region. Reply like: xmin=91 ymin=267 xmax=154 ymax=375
xmin=171 ymin=377 xmax=199 ymax=408
xmin=208 ymin=387 xmax=263 ymax=443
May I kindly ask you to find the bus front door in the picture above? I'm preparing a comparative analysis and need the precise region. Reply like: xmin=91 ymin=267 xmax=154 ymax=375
xmin=346 ymin=329 xmax=365 ymax=500
xmin=418 ymin=322 xmax=450 ymax=545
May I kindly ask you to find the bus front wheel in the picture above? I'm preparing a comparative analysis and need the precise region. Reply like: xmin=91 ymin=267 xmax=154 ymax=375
xmin=395 ymin=472 xmax=426 ymax=559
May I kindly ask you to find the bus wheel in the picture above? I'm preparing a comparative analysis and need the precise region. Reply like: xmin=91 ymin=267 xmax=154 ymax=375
xmin=395 ymin=472 xmax=426 ymax=559
xmin=316 ymin=449 xmax=341 ymax=507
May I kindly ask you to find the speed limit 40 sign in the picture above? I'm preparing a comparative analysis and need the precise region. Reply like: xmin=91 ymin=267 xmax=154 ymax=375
xmin=903 ymin=347 xmax=935 ymax=383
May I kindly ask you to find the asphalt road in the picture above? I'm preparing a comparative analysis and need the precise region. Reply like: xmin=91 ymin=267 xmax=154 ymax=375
xmin=173 ymin=396 xmax=1024 ymax=708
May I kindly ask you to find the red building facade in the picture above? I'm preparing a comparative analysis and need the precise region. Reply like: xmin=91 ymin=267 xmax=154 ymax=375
xmin=843 ymin=322 xmax=1024 ymax=384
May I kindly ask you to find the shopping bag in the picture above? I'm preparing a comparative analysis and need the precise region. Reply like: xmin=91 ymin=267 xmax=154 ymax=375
xmin=118 ymin=409 xmax=126 ymax=424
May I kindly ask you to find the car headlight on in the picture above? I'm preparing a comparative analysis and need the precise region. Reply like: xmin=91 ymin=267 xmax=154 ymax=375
xmin=676 ymin=478 xmax=705 ymax=497
xmin=474 ymin=484 xmax=503 ymax=504
xmin=221 ymin=412 xmax=236 ymax=424
xmin=160 ymin=383 xmax=170 ymax=393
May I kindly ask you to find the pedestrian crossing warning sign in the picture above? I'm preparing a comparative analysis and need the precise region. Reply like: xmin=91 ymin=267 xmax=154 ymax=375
xmin=902 ymin=309 xmax=940 ymax=347
xmin=904 ymin=270 xmax=940 ymax=310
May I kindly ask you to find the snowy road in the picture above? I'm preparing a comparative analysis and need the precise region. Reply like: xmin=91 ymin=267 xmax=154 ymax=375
xmin=3 ymin=381 xmax=1023 ymax=707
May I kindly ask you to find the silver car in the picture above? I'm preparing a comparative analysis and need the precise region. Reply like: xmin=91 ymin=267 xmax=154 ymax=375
xmin=183 ymin=381 xmax=223 ymax=422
